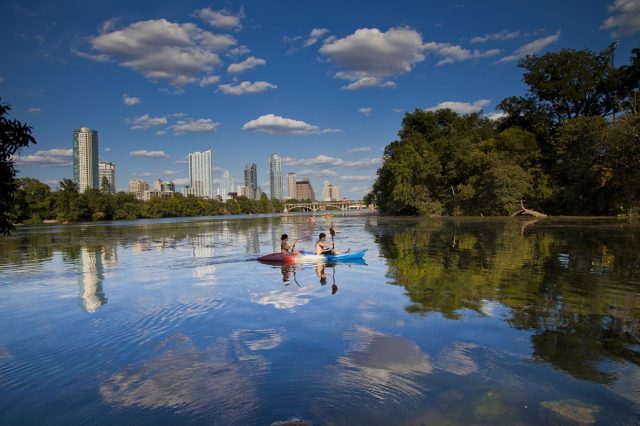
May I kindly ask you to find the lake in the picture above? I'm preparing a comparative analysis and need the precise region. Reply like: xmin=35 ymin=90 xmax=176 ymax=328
xmin=0 ymin=214 xmax=638 ymax=425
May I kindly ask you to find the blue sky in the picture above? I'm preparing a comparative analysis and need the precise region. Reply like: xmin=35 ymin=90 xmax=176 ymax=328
xmin=3 ymin=0 xmax=639 ymax=198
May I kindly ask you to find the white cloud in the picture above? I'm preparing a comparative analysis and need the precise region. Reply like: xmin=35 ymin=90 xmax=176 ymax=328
xmin=104 ymin=147 xmax=111 ymax=152
xmin=319 ymin=27 xmax=426 ymax=89
xmin=80 ymin=19 xmax=235 ymax=85
xmin=122 ymin=94 xmax=141 ymax=105
xmin=227 ymin=45 xmax=251 ymax=56
xmin=304 ymin=28 xmax=330 ymax=47
xmin=602 ymin=0 xmax=640 ymax=37
xmin=486 ymin=111 xmax=507 ymax=120
xmin=427 ymin=99 xmax=491 ymax=115
xmin=130 ymin=150 xmax=169 ymax=158
xmin=26 ymin=107 xmax=41 ymax=114
xmin=242 ymin=114 xmax=321 ymax=134
xmin=227 ymin=56 xmax=266 ymax=74
xmin=0 ymin=75 xmax=4 ymax=83
xmin=283 ymin=155 xmax=381 ymax=168
xmin=297 ymin=169 xmax=339 ymax=177
xmin=173 ymin=177 xmax=190 ymax=185
xmin=498 ymin=32 xmax=560 ymax=63
xmin=129 ymin=113 xmax=167 ymax=129
xmin=72 ymin=48 xmax=111 ymax=63
xmin=161 ymin=170 xmax=179 ymax=175
xmin=423 ymin=42 xmax=500 ymax=65
xmin=341 ymin=77 xmax=396 ymax=91
xmin=392 ymin=108 xmax=403 ymax=112
xmin=218 ymin=81 xmax=277 ymax=95
xmin=340 ymin=175 xmax=373 ymax=181
xmin=169 ymin=118 xmax=219 ymax=135
xmin=194 ymin=7 xmax=243 ymax=31
xmin=199 ymin=75 xmax=220 ymax=86
xmin=13 ymin=148 xmax=72 ymax=167
xmin=358 ymin=107 xmax=372 ymax=115
xmin=133 ymin=172 xmax=153 ymax=176
xmin=348 ymin=147 xmax=372 ymax=153
xmin=470 ymin=30 xmax=521 ymax=44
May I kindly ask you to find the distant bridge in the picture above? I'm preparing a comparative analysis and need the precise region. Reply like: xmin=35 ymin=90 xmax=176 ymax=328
xmin=283 ymin=200 xmax=376 ymax=212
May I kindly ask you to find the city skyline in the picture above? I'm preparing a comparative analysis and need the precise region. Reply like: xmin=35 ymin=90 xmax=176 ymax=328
xmin=6 ymin=1 xmax=639 ymax=199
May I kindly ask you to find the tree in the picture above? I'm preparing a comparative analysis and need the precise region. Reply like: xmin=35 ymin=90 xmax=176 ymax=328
xmin=0 ymin=98 xmax=37 ymax=234
xmin=56 ymin=178 xmax=87 ymax=222
xmin=370 ymin=109 xmax=537 ymax=216
xmin=100 ymin=175 xmax=111 ymax=194
xmin=14 ymin=177 xmax=54 ymax=223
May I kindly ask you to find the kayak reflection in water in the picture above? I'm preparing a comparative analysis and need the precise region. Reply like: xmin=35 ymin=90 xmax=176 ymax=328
xmin=281 ymin=264 xmax=300 ymax=286
xmin=315 ymin=263 xmax=338 ymax=295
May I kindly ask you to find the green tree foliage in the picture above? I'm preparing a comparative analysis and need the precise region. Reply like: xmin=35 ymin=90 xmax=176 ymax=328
xmin=0 ymin=98 xmax=37 ymax=235
xmin=8 ymin=178 xmax=288 ymax=224
xmin=371 ymin=45 xmax=640 ymax=216
xmin=370 ymin=109 xmax=540 ymax=215
xmin=14 ymin=177 xmax=54 ymax=223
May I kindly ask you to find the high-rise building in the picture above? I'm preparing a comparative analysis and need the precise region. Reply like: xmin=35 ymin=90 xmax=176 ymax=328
xmin=128 ymin=179 xmax=149 ymax=200
xmin=153 ymin=179 xmax=162 ymax=192
xmin=244 ymin=163 xmax=258 ymax=200
xmin=220 ymin=171 xmax=233 ymax=201
xmin=188 ymin=148 xmax=213 ymax=198
xmin=73 ymin=127 xmax=99 ymax=192
xmin=161 ymin=181 xmax=175 ymax=192
xmin=288 ymin=172 xmax=297 ymax=199
xmin=330 ymin=185 xmax=341 ymax=201
xmin=322 ymin=180 xmax=331 ymax=201
xmin=296 ymin=178 xmax=315 ymax=201
xmin=321 ymin=180 xmax=341 ymax=201
xmin=269 ymin=153 xmax=283 ymax=200
xmin=98 ymin=161 xmax=116 ymax=194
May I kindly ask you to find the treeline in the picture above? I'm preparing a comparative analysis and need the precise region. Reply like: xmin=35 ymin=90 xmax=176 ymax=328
xmin=13 ymin=178 xmax=289 ymax=223
xmin=367 ymin=45 xmax=640 ymax=216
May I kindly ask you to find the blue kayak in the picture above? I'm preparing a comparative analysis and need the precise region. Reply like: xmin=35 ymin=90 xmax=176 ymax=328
xmin=298 ymin=249 xmax=367 ymax=261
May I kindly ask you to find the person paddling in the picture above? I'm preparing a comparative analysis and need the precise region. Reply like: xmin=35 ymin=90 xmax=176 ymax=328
xmin=281 ymin=234 xmax=299 ymax=254
xmin=315 ymin=232 xmax=343 ymax=255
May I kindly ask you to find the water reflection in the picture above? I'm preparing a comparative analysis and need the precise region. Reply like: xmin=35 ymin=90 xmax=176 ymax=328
xmin=319 ymin=326 xmax=432 ymax=410
xmin=100 ymin=329 xmax=283 ymax=422
xmin=78 ymin=246 xmax=107 ymax=312
xmin=367 ymin=218 xmax=640 ymax=386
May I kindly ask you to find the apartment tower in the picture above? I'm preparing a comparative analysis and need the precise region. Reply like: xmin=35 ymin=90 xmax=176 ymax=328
xmin=269 ymin=153 xmax=283 ymax=200
xmin=287 ymin=172 xmax=297 ymax=199
xmin=188 ymin=148 xmax=213 ymax=199
xmin=73 ymin=127 xmax=99 ymax=192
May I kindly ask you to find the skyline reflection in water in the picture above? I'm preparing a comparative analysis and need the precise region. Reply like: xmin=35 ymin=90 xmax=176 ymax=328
xmin=0 ymin=215 xmax=638 ymax=425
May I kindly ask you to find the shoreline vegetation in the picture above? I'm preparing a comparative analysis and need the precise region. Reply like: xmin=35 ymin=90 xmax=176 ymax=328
xmin=364 ymin=46 xmax=640 ymax=217
xmin=11 ymin=177 xmax=329 ymax=226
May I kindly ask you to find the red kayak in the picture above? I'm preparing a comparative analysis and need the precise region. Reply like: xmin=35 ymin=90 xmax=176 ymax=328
xmin=257 ymin=252 xmax=298 ymax=264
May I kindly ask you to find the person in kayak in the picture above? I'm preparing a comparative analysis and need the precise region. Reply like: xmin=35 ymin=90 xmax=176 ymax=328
xmin=315 ymin=232 xmax=345 ymax=255
xmin=281 ymin=234 xmax=299 ymax=254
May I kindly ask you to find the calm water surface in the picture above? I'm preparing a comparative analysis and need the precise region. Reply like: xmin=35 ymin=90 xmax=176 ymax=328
xmin=0 ymin=214 xmax=639 ymax=425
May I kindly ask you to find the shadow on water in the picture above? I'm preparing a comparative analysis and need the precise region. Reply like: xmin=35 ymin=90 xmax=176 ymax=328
xmin=365 ymin=217 xmax=640 ymax=386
